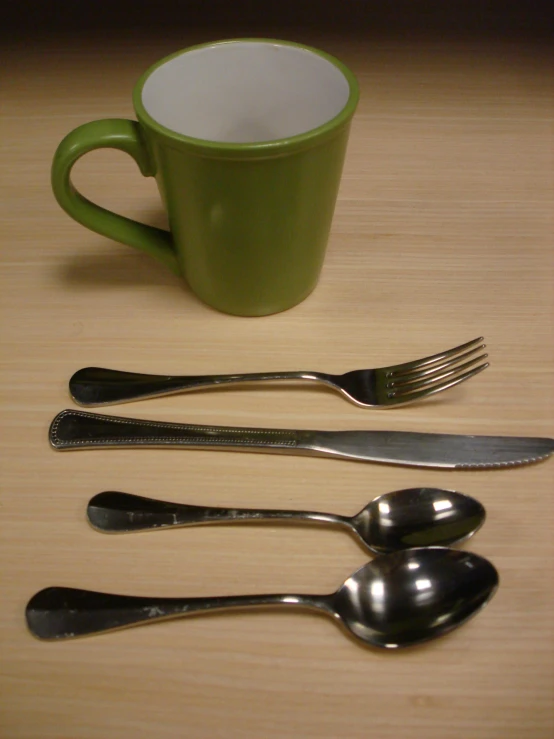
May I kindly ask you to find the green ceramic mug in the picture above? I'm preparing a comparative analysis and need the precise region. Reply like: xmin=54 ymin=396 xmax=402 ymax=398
xmin=52 ymin=39 xmax=359 ymax=316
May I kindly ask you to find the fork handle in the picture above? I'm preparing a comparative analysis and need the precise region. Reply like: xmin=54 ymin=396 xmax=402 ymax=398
xmin=69 ymin=367 xmax=331 ymax=406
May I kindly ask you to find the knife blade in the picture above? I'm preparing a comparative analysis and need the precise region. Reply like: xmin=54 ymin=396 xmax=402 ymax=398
xmin=49 ymin=409 xmax=554 ymax=469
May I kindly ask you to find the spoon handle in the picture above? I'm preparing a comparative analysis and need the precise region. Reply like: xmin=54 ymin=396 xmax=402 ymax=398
xmin=87 ymin=491 xmax=347 ymax=533
xmin=69 ymin=367 xmax=329 ymax=406
xmin=26 ymin=586 xmax=329 ymax=640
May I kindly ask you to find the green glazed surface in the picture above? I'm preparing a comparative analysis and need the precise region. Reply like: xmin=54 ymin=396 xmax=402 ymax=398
xmin=51 ymin=39 xmax=359 ymax=316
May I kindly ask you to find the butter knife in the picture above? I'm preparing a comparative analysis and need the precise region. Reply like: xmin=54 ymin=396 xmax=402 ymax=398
xmin=49 ymin=409 xmax=554 ymax=469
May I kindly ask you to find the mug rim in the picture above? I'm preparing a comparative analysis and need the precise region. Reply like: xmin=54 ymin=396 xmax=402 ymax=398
xmin=132 ymin=38 xmax=359 ymax=158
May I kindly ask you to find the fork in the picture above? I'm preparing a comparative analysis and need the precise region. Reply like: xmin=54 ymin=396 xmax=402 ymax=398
xmin=69 ymin=337 xmax=488 ymax=408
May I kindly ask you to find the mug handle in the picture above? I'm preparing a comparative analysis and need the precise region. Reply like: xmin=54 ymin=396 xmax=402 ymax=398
xmin=51 ymin=119 xmax=180 ymax=275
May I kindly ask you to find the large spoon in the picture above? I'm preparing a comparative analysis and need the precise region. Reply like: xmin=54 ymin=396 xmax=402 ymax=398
xmin=86 ymin=488 xmax=485 ymax=555
xmin=26 ymin=547 xmax=498 ymax=646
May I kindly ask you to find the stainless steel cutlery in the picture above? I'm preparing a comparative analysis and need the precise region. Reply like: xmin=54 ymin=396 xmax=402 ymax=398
xmin=50 ymin=408 xmax=554 ymax=469
xmin=69 ymin=337 xmax=488 ymax=408
xmin=86 ymin=487 xmax=486 ymax=554
xmin=32 ymin=337 xmax=552 ymax=647
xmin=26 ymin=547 xmax=499 ymax=647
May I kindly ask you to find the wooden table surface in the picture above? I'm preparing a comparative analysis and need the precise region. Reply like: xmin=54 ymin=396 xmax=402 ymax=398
xmin=1 ymin=30 xmax=553 ymax=739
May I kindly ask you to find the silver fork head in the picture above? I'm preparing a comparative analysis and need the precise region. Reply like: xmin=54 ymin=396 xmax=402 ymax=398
xmin=336 ymin=337 xmax=489 ymax=407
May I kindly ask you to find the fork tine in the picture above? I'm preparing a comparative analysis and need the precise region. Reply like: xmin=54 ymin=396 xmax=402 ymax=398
xmin=387 ymin=337 xmax=485 ymax=377
xmin=388 ymin=353 xmax=488 ymax=390
xmin=388 ymin=362 xmax=489 ymax=403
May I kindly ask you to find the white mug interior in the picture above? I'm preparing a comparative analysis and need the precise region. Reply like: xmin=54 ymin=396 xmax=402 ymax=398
xmin=141 ymin=41 xmax=351 ymax=143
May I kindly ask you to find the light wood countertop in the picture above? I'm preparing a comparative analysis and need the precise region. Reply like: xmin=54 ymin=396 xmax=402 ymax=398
xmin=1 ymin=30 xmax=553 ymax=739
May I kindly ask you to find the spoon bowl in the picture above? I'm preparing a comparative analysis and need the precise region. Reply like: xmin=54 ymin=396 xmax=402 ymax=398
xmin=333 ymin=547 xmax=498 ymax=648
xmin=352 ymin=487 xmax=486 ymax=554
xmin=25 ymin=547 xmax=498 ymax=646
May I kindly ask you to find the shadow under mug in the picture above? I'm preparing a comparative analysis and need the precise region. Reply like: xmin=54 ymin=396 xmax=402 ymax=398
xmin=51 ymin=39 xmax=359 ymax=316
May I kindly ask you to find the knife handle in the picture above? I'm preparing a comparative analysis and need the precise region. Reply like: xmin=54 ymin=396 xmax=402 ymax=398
xmin=49 ymin=409 xmax=304 ymax=452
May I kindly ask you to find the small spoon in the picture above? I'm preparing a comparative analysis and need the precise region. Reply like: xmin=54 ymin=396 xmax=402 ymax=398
xmin=25 ymin=547 xmax=499 ymax=645
xmin=86 ymin=488 xmax=485 ymax=555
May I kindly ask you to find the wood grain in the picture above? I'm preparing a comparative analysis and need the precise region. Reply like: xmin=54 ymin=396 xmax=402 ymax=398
xmin=1 ymin=31 xmax=553 ymax=739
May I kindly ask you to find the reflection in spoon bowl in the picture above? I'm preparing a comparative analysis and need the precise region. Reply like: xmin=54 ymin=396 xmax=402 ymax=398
xmin=333 ymin=547 xmax=498 ymax=648
xmin=351 ymin=487 xmax=486 ymax=554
